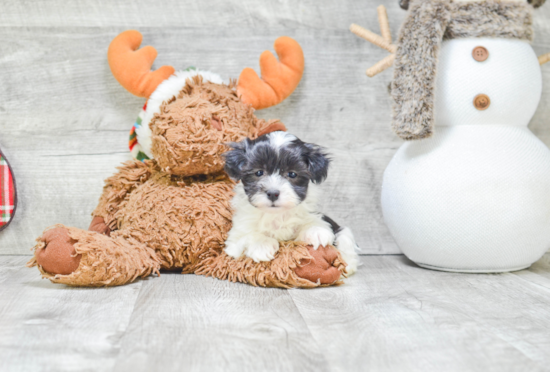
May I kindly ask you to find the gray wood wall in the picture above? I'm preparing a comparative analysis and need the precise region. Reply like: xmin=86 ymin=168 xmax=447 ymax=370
xmin=1 ymin=0 xmax=549 ymax=255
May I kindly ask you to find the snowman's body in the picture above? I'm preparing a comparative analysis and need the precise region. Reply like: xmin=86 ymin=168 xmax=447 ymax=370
xmin=381 ymin=38 xmax=550 ymax=272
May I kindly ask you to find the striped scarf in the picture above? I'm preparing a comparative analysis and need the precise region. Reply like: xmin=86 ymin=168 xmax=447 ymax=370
xmin=129 ymin=102 xmax=151 ymax=161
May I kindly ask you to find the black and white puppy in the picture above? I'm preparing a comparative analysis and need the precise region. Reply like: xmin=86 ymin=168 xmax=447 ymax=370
xmin=223 ymin=131 xmax=359 ymax=275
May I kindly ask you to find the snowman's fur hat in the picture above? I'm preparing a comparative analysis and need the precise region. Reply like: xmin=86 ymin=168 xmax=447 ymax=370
xmin=391 ymin=0 xmax=538 ymax=140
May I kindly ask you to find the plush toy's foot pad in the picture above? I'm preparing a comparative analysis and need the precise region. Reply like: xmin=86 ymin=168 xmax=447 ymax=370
xmin=29 ymin=224 xmax=161 ymax=287
xmin=35 ymin=227 xmax=82 ymax=275
xmin=294 ymin=245 xmax=342 ymax=285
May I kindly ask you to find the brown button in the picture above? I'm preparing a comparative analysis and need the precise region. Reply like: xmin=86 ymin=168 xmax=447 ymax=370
xmin=474 ymin=94 xmax=491 ymax=110
xmin=472 ymin=46 xmax=489 ymax=62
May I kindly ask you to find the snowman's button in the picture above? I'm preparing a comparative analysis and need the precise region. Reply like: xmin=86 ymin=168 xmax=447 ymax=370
xmin=474 ymin=94 xmax=491 ymax=110
xmin=472 ymin=46 xmax=489 ymax=62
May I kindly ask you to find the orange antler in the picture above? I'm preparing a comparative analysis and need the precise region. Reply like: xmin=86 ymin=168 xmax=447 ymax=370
xmin=237 ymin=36 xmax=304 ymax=110
xmin=107 ymin=30 xmax=175 ymax=98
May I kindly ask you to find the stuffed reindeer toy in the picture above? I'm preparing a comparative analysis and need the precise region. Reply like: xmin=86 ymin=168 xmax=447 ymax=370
xmin=352 ymin=0 xmax=550 ymax=272
xmin=28 ymin=30 xmax=346 ymax=287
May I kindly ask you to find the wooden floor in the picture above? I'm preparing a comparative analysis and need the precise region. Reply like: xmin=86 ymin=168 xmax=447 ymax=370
xmin=2 ymin=1 xmax=550 ymax=371
xmin=2 ymin=253 xmax=550 ymax=372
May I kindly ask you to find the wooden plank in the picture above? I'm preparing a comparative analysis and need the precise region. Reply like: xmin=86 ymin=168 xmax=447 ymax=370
xmin=0 ymin=132 xmax=131 ymax=254
xmin=1 ymin=2 xmax=549 ymax=255
xmin=511 ymin=253 xmax=550 ymax=291
xmin=113 ymin=273 xmax=330 ymax=372
xmin=531 ymin=7 xmax=550 ymax=145
xmin=289 ymin=254 xmax=550 ymax=372
xmin=0 ymin=27 xmax=402 ymax=254
xmin=4 ymin=254 xmax=550 ymax=371
xmin=0 ymin=0 xmax=406 ymax=29
xmin=0 ymin=256 xmax=142 ymax=372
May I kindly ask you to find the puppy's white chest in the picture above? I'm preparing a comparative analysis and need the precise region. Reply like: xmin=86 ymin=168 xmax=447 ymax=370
xmin=258 ymin=214 xmax=300 ymax=241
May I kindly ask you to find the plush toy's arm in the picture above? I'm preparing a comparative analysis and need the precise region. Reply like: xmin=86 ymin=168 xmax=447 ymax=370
xmin=91 ymin=160 xmax=154 ymax=234
xmin=195 ymin=242 xmax=346 ymax=288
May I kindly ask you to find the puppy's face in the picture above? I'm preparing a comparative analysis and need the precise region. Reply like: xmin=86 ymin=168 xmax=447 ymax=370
xmin=224 ymin=132 xmax=330 ymax=211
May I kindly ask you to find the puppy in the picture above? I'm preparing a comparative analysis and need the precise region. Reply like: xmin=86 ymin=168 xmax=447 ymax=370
xmin=223 ymin=131 xmax=360 ymax=275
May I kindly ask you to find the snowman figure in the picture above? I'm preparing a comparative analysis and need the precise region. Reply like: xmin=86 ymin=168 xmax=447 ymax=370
xmin=352 ymin=0 xmax=550 ymax=272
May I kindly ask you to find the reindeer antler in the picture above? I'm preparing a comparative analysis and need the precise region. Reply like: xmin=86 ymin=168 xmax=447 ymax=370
xmin=350 ymin=5 xmax=397 ymax=77
xmin=237 ymin=36 xmax=304 ymax=110
xmin=108 ymin=30 xmax=175 ymax=98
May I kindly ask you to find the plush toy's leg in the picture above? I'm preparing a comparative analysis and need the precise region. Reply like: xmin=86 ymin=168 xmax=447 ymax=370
xmin=195 ymin=242 xmax=346 ymax=288
xmin=28 ymin=225 xmax=160 ymax=287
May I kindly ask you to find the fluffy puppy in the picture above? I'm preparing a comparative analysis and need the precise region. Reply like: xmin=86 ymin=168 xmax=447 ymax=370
xmin=223 ymin=131 xmax=360 ymax=275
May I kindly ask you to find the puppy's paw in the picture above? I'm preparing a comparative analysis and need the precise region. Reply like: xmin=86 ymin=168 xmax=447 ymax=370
xmin=334 ymin=227 xmax=361 ymax=276
xmin=245 ymin=236 xmax=280 ymax=262
xmin=298 ymin=226 xmax=335 ymax=250
xmin=224 ymin=241 xmax=246 ymax=259
xmin=341 ymin=251 xmax=360 ymax=276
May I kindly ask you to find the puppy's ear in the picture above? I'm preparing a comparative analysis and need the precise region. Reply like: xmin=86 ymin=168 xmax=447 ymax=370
xmin=303 ymin=143 xmax=331 ymax=184
xmin=529 ymin=0 xmax=546 ymax=9
xmin=224 ymin=140 xmax=248 ymax=180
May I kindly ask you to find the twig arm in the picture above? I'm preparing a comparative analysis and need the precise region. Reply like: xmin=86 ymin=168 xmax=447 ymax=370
xmin=539 ymin=52 xmax=550 ymax=65
xmin=377 ymin=5 xmax=392 ymax=44
xmin=350 ymin=24 xmax=397 ymax=53
xmin=350 ymin=6 xmax=397 ymax=77
xmin=366 ymin=54 xmax=396 ymax=77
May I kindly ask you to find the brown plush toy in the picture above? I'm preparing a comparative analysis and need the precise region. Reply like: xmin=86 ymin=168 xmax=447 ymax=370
xmin=27 ymin=30 xmax=346 ymax=288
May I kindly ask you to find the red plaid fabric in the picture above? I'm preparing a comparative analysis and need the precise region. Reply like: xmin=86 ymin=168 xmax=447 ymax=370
xmin=0 ymin=150 xmax=16 ymax=231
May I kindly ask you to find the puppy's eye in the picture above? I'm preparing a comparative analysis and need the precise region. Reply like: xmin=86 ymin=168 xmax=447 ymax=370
xmin=255 ymin=170 xmax=264 ymax=177
xmin=288 ymin=172 xmax=297 ymax=178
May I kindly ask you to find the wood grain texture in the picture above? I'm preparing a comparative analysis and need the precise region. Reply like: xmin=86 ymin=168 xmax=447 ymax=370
xmin=289 ymin=254 xmax=550 ymax=372
xmin=113 ymin=273 xmax=329 ymax=372
xmin=4 ymin=254 xmax=550 ymax=371
xmin=0 ymin=256 xmax=142 ymax=372
xmin=0 ymin=0 xmax=402 ymax=29
xmin=0 ymin=1 xmax=549 ymax=254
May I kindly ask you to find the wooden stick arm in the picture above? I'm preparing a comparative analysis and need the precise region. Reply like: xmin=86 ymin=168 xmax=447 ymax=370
xmin=350 ymin=5 xmax=396 ymax=77
xmin=377 ymin=5 xmax=392 ymax=44
xmin=366 ymin=54 xmax=395 ymax=77
xmin=350 ymin=24 xmax=396 ymax=54
xmin=540 ymin=52 xmax=550 ymax=65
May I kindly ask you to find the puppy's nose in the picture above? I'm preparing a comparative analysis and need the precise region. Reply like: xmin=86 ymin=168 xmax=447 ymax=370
xmin=266 ymin=190 xmax=280 ymax=202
